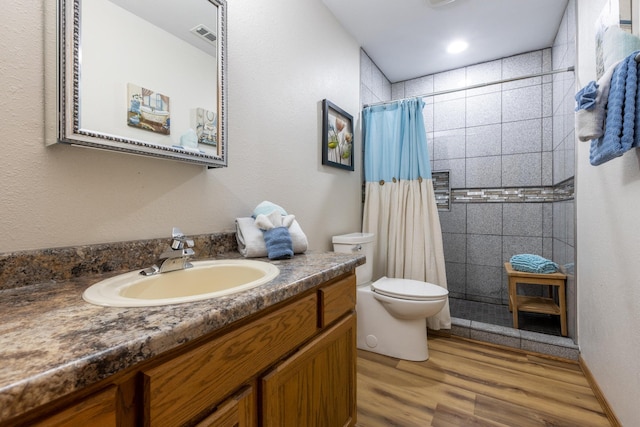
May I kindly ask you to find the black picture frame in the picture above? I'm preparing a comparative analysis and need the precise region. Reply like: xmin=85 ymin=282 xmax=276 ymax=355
xmin=322 ymin=99 xmax=354 ymax=171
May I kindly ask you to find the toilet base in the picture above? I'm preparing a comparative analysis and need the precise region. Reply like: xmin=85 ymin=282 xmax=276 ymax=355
xmin=357 ymin=286 xmax=431 ymax=361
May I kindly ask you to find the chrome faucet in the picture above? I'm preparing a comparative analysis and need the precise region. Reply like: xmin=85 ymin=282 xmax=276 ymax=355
xmin=140 ymin=227 xmax=195 ymax=275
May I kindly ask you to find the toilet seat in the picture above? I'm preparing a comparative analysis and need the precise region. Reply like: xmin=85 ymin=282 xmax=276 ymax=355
xmin=372 ymin=277 xmax=448 ymax=301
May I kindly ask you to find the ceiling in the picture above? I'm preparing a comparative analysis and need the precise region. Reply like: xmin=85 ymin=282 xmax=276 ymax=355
xmin=108 ymin=0 xmax=218 ymax=57
xmin=322 ymin=0 xmax=569 ymax=83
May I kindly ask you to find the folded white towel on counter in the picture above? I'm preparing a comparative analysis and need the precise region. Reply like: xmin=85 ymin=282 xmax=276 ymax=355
xmin=235 ymin=217 xmax=308 ymax=258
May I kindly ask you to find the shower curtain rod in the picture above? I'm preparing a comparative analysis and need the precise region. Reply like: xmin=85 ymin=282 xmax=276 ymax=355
xmin=364 ymin=66 xmax=575 ymax=108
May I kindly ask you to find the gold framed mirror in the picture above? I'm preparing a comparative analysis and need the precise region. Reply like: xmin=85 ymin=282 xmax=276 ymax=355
xmin=46 ymin=0 xmax=227 ymax=168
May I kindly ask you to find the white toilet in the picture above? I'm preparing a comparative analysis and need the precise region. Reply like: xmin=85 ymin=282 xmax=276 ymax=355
xmin=333 ymin=232 xmax=448 ymax=361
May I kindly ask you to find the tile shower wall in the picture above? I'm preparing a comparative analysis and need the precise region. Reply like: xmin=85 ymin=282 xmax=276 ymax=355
xmin=551 ymin=0 xmax=576 ymax=339
xmin=390 ymin=48 xmax=557 ymax=307
xmin=390 ymin=0 xmax=576 ymax=337
xmin=358 ymin=0 xmax=576 ymax=337
xmin=360 ymin=50 xmax=392 ymax=106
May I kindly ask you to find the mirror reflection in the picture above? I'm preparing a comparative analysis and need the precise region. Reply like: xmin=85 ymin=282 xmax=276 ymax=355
xmin=51 ymin=0 xmax=227 ymax=168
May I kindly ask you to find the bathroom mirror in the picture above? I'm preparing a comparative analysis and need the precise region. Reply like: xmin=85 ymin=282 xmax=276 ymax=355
xmin=47 ymin=0 xmax=227 ymax=168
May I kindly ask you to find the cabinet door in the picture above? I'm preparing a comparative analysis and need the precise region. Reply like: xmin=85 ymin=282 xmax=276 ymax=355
xmin=195 ymin=386 xmax=255 ymax=427
xmin=261 ymin=314 xmax=357 ymax=427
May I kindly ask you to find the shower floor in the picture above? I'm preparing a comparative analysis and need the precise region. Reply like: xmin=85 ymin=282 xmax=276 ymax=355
xmin=449 ymin=297 xmax=563 ymax=337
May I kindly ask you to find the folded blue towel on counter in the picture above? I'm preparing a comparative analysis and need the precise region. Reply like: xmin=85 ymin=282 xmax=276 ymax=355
xmin=575 ymin=80 xmax=598 ymax=111
xmin=590 ymin=50 xmax=640 ymax=166
xmin=263 ymin=226 xmax=293 ymax=260
xmin=510 ymin=254 xmax=559 ymax=274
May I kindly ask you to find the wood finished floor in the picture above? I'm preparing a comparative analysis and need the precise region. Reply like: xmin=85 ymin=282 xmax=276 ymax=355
xmin=356 ymin=335 xmax=611 ymax=427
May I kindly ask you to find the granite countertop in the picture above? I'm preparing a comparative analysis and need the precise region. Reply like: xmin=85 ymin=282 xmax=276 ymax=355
xmin=0 ymin=251 xmax=364 ymax=423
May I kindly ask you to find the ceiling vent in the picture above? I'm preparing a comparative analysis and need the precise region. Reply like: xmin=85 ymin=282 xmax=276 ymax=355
xmin=191 ymin=25 xmax=217 ymax=44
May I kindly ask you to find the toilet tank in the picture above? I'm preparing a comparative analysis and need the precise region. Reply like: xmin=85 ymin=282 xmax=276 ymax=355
xmin=332 ymin=232 xmax=374 ymax=285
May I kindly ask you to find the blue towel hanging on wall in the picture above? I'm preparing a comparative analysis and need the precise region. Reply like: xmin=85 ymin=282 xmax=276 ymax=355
xmin=589 ymin=50 xmax=640 ymax=166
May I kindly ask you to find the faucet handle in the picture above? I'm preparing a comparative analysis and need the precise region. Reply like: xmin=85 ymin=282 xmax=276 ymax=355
xmin=170 ymin=227 xmax=194 ymax=249
xmin=171 ymin=227 xmax=185 ymax=239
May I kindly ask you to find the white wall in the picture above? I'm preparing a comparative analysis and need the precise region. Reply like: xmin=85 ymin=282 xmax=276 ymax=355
xmin=81 ymin=0 xmax=217 ymax=147
xmin=0 ymin=0 xmax=362 ymax=253
xmin=576 ymin=1 xmax=640 ymax=424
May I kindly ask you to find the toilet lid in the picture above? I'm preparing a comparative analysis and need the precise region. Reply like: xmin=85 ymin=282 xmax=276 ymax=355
xmin=371 ymin=277 xmax=448 ymax=301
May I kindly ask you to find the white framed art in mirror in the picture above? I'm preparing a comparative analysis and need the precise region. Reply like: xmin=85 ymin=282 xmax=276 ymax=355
xmin=45 ymin=0 xmax=227 ymax=168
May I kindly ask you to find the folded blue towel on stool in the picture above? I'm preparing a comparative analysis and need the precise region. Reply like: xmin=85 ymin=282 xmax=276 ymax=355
xmin=263 ymin=227 xmax=294 ymax=259
xmin=510 ymin=254 xmax=559 ymax=274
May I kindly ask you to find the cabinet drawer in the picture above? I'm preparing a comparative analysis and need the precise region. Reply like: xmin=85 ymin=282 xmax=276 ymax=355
xmin=142 ymin=293 xmax=318 ymax=426
xmin=319 ymin=274 xmax=356 ymax=327
xmin=32 ymin=385 xmax=117 ymax=427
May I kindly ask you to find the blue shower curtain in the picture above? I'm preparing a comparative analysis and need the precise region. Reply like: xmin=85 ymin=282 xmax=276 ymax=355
xmin=362 ymin=98 xmax=450 ymax=330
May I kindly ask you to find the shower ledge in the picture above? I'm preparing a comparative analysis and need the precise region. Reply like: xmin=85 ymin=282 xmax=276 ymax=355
xmin=432 ymin=317 xmax=579 ymax=360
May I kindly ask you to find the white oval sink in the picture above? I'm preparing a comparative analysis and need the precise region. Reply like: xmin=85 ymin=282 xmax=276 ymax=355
xmin=83 ymin=259 xmax=279 ymax=307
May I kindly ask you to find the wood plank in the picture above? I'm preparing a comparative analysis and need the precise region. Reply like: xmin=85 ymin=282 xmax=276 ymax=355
xmin=358 ymin=354 xmax=477 ymax=426
xmin=505 ymin=262 xmax=566 ymax=280
xmin=517 ymin=296 xmax=561 ymax=315
xmin=428 ymin=337 xmax=589 ymax=387
xmin=356 ymin=336 xmax=611 ymax=427
xmin=357 ymin=348 xmax=401 ymax=368
xmin=397 ymin=350 xmax=607 ymax=421
xmin=474 ymin=394 xmax=598 ymax=427
xmin=430 ymin=340 xmax=591 ymax=394
xmin=431 ymin=403 xmax=505 ymax=427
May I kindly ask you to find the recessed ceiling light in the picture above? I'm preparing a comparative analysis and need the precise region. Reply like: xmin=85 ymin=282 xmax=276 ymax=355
xmin=447 ymin=40 xmax=468 ymax=54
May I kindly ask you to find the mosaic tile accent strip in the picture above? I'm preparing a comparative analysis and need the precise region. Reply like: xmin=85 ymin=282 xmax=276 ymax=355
xmin=450 ymin=177 xmax=574 ymax=203
xmin=432 ymin=170 xmax=451 ymax=211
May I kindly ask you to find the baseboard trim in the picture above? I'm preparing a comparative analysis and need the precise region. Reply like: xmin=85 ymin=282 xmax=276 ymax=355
xmin=578 ymin=355 xmax=622 ymax=427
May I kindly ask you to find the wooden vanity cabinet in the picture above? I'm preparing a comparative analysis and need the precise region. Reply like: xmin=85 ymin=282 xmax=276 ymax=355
xmin=142 ymin=272 xmax=357 ymax=426
xmin=12 ymin=272 xmax=357 ymax=427
xmin=141 ymin=291 xmax=319 ymax=425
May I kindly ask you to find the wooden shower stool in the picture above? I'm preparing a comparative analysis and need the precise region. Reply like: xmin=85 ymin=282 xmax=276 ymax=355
xmin=504 ymin=262 xmax=567 ymax=337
